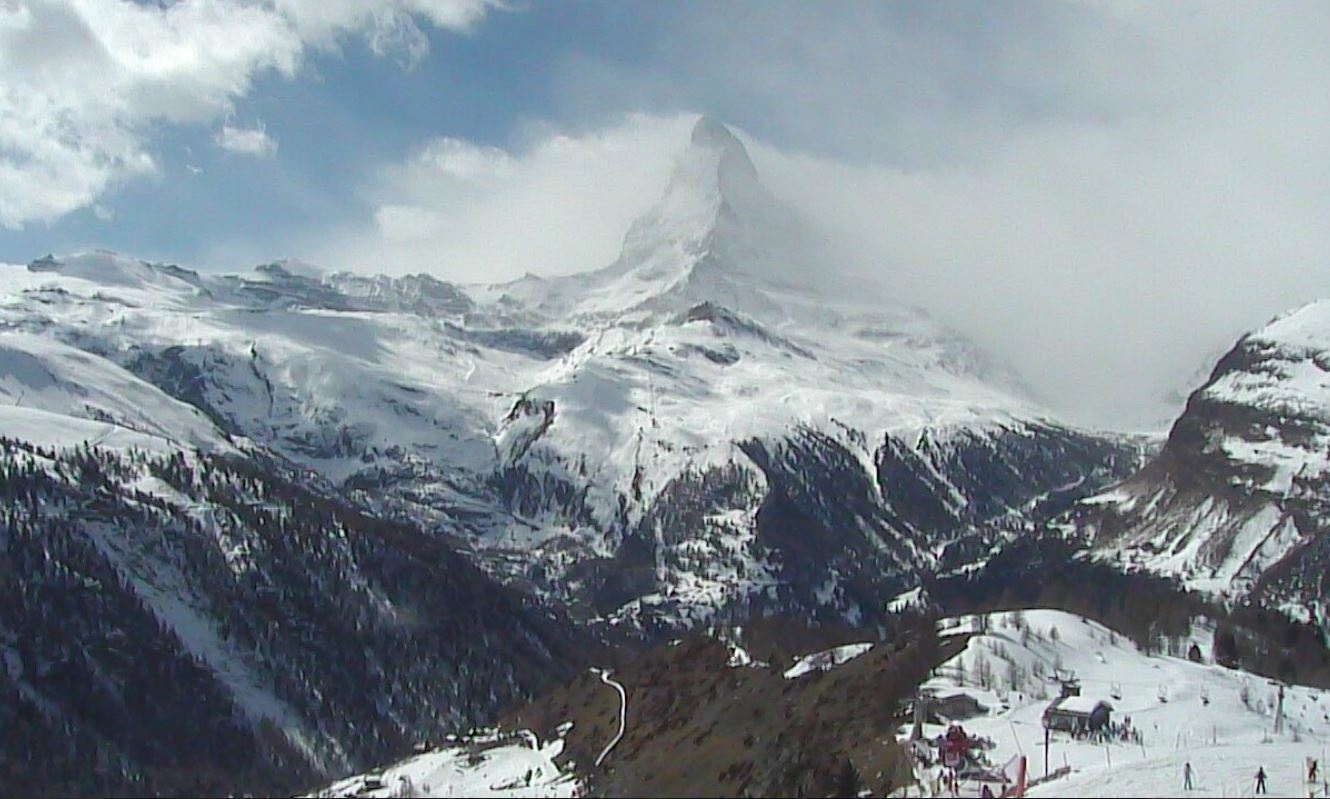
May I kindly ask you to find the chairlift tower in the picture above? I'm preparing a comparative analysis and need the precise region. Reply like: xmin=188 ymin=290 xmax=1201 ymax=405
xmin=1054 ymin=669 xmax=1081 ymax=698
xmin=1275 ymin=682 xmax=1286 ymax=735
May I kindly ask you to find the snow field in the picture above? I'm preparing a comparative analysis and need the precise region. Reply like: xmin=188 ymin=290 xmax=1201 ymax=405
xmin=783 ymin=642 xmax=875 ymax=680
xmin=307 ymin=728 xmax=581 ymax=798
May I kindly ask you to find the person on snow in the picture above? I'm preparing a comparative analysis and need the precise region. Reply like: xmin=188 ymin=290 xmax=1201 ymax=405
xmin=1183 ymin=761 xmax=1194 ymax=790
xmin=1255 ymin=766 xmax=1268 ymax=794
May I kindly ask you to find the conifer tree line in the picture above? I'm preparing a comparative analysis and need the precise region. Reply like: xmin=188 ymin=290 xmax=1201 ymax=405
xmin=0 ymin=437 xmax=582 ymax=798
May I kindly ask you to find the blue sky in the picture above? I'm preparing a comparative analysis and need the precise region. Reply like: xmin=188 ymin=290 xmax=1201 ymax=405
xmin=0 ymin=1 xmax=666 ymax=265
xmin=2 ymin=1 xmax=1329 ymax=427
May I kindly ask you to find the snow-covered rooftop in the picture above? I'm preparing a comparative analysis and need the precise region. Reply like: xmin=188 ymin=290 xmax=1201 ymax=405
xmin=1049 ymin=695 xmax=1114 ymax=716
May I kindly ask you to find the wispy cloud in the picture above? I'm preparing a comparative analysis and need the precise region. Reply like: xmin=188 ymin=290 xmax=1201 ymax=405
xmin=216 ymin=122 xmax=278 ymax=158
xmin=309 ymin=114 xmax=695 ymax=280
xmin=0 ymin=0 xmax=502 ymax=228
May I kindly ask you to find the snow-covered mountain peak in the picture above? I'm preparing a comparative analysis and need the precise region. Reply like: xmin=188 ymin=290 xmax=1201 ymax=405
xmin=613 ymin=117 xmax=771 ymax=273
xmin=1247 ymin=298 xmax=1330 ymax=354
xmin=684 ymin=115 xmax=762 ymax=204
xmin=1196 ymin=298 xmax=1330 ymax=462
xmin=565 ymin=118 xmax=848 ymax=325
xmin=26 ymin=250 xmax=204 ymax=294
xmin=690 ymin=114 xmax=741 ymax=149
xmin=252 ymin=258 xmax=327 ymax=283
xmin=1079 ymin=296 xmax=1330 ymax=613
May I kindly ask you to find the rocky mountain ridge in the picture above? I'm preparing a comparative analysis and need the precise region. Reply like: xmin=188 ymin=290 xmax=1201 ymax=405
xmin=1077 ymin=300 xmax=1330 ymax=620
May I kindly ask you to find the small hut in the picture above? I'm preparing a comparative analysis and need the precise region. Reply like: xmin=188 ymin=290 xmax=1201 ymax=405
xmin=1042 ymin=696 xmax=1113 ymax=733
xmin=931 ymin=689 xmax=988 ymax=721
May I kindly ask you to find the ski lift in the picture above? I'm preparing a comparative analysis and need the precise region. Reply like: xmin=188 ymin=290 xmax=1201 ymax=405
xmin=1054 ymin=668 xmax=1081 ymax=698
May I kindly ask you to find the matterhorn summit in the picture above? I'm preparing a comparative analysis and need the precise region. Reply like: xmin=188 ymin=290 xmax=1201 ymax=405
xmin=623 ymin=116 xmax=770 ymax=250
xmin=651 ymin=116 xmax=767 ymax=217
xmin=549 ymin=117 xmax=841 ymax=322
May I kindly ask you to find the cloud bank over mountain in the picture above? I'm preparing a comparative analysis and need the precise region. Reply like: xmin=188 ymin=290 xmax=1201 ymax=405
xmin=6 ymin=2 xmax=1329 ymax=429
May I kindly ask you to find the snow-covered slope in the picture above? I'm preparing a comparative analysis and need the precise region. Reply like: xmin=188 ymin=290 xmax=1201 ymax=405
xmin=782 ymin=641 xmax=874 ymax=679
xmin=307 ymin=728 xmax=581 ymax=799
xmin=0 ymin=119 xmax=1141 ymax=633
xmin=0 ymin=331 xmax=233 ymax=454
xmin=1078 ymin=300 xmax=1330 ymax=618
xmin=909 ymin=609 xmax=1330 ymax=798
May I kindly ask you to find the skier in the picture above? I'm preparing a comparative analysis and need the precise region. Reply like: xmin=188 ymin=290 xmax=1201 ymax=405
xmin=1310 ymin=758 xmax=1319 ymax=784
xmin=1255 ymin=766 xmax=1267 ymax=794
xmin=1183 ymin=761 xmax=1194 ymax=790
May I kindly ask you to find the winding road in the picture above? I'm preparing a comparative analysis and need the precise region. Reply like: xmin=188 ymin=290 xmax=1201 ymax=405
xmin=590 ymin=667 xmax=627 ymax=768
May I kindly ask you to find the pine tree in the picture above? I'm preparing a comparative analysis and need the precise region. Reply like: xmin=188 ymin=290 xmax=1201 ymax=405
xmin=1214 ymin=626 xmax=1240 ymax=668
xmin=833 ymin=756 xmax=862 ymax=798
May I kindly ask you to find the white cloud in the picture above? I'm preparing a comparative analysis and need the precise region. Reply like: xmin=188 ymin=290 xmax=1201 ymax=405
xmin=413 ymin=137 xmax=517 ymax=181
xmin=0 ymin=0 xmax=500 ymax=228
xmin=720 ymin=2 xmax=1330 ymax=429
xmin=309 ymin=114 xmax=695 ymax=280
xmin=215 ymin=122 xmax=278 ymax=158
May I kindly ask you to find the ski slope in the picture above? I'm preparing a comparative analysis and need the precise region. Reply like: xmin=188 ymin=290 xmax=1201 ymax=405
xmin=1038 ymin=744 xmax=1327 ymax=798
xmin=308 ymin=608 xmax=1330 ymax=798
xmin=905 ymin=609 xmax=1330 ymax=798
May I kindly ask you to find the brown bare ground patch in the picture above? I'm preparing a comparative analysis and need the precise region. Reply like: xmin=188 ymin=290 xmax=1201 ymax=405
xmin=502 ymin=616 xmax=961 ymax=797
